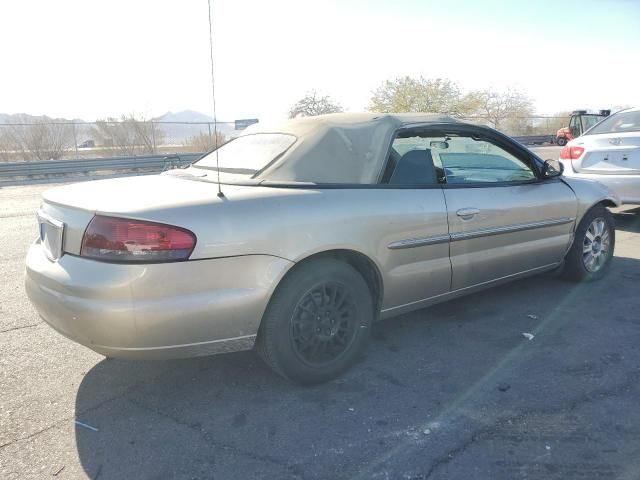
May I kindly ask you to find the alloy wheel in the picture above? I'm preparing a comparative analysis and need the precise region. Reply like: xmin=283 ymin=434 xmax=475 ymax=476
xmin=582 ymin=217 xmax=611 ymax=273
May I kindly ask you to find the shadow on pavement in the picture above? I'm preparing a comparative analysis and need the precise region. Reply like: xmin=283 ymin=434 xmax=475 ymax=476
xmin=612 ymin=207 xmax=640 ymax=234
xmin=74 ymin=256 xmax=640 ymax=479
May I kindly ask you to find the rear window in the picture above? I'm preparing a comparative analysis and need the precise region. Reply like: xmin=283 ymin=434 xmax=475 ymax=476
xmin=586 ymin=111 xmax=640 ymax=135
xmin=194 ymin=133 xmax=296 ymax=174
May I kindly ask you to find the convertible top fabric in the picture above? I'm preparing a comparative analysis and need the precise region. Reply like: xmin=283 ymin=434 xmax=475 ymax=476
xmin=242 ymin=112 xmax=456 ymax=184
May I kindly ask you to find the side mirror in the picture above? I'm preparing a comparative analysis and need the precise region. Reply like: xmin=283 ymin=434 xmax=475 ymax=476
xmin=542 ymin=159 xmax=564 ymax=178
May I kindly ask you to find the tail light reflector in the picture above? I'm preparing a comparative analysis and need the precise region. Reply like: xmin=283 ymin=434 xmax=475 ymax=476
xmin=559 ymin=146 xmax=585 ymax=160
xmin=81 ymin=216 xmax=196 ymax=262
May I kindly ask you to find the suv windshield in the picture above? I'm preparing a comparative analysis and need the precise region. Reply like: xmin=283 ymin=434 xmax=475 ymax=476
xmin=193 ymin=133 xmax=296 ymax=174
xmin=586 ymin=110 xmax=640 ymax=135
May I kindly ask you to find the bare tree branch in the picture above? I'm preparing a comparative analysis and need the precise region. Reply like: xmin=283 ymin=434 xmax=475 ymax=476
xmin=289 ymin=90 xmax=343 ymax=118
xmin=4 ymin=116 xmax=73 ymax=160
xmin=90 ymin=115 xmax=162 ymax=155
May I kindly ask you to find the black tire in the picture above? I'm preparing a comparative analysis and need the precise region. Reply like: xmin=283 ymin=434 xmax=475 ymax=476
xmin=563 ymin=205 xmax=615 ymax=281
xmin=557 ymin=137 xmax=568 ymax=146
xmin=257 ymin=258 xmax=373 ymax=385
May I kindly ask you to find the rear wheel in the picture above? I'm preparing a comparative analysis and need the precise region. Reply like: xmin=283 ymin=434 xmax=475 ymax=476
xmin=257 ymin=258 xmax=373 ymax=385
xmin=563 ymin=205 xmax=615 ymax=281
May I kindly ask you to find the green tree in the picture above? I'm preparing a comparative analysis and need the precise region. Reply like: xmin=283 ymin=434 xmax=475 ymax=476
xmin=289 ymin=90 xmax=343 ymax=118
xmin=368 ymin=76 xmax=461 ymax=114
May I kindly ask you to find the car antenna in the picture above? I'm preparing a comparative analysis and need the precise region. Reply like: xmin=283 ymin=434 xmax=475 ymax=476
xmin=207 ymin=0 xmax=224 ymax=198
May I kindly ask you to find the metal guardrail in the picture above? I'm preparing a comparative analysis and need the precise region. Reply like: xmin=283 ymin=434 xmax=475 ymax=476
xmin=0 ymin=153 xmax=204 ymax=178
xmin=511 ymin=135 xmax=556 ymax=146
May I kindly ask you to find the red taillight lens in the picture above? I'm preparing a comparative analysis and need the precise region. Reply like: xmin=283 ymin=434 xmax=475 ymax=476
xmin=559 ymin=146 xmax=584 ymax=160
xmin=81 ymin=216 xmax=196 ymax=262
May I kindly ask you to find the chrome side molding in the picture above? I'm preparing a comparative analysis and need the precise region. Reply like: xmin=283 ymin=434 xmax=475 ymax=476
xmin=387 ymin=234 xmax=451 ymax=250
xmin=450 ymin=217 xmax=575 ymax=241
xmin=388 ymin=217 xmax=575 ymax=250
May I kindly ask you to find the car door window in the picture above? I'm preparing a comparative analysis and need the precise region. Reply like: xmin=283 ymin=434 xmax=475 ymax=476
xmin=384 ymin=136 xmax=442 ymax=185
xmin=427 ymin=135 xmax=536 ymax=184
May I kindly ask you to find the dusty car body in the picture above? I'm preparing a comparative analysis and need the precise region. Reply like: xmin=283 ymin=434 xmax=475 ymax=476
xmin=26 ymin=113 xmax=619 ymax=383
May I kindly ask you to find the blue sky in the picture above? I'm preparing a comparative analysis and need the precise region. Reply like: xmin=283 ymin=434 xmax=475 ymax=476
xmin=356 ymin=0 xmax=639 ymax=41
xmin=1 ymin=0 xmax=638 ymax=120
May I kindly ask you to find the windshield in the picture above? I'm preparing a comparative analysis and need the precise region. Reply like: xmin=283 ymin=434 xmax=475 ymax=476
xmin=193 ymin=133 xmax=296 ymax=174
xmin=586 ymin=110 xmax=640 ymax=135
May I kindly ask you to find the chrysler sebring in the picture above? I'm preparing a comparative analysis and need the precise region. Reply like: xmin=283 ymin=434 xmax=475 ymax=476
xmin=26 ymin=113 xmax=619 ymax=384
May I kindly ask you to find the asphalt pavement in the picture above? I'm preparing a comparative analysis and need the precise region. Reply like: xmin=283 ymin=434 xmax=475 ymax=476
xmin=529 ymin=145 xmax=562 ymax=160
xmin=1 ymin=180 xmax=640 ymax=479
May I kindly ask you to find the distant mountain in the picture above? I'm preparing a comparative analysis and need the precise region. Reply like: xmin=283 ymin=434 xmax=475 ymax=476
xmin=154 ymin=110 xmax=215 ymax=123
xmin=0 ymin=110 xmax=240 ymax=144
xmin=153 ymin=110 xmax=236 ymax=143
xmin=0 ymin=113 xmax=91 ymax=143
xmin=0 ymin=113 xmax=84 ymax=124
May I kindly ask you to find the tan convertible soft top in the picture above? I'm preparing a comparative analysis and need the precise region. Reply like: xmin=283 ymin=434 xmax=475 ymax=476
xmin=242 ymin=112 xmax=456 ymax=184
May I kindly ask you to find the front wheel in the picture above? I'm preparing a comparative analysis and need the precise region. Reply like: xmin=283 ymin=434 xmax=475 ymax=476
xmin=563 ymin=205 xmax=615 ymax=281
xmin=257 ymin=258 xmax=373 ymax=385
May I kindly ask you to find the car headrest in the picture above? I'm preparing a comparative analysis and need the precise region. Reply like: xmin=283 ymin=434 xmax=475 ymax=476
xmin=389 ymin=149 xmax=437 ymax=185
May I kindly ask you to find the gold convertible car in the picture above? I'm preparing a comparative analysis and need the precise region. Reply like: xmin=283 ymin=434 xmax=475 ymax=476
xmin=26 ymin=113 xmax=619 ymax=384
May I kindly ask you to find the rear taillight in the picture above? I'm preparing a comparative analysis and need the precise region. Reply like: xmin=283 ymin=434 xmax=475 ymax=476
xmin=559 ymin=146 xmax=585 ymax=160
xmin=81 ymin=216 xmax=196 ymax=263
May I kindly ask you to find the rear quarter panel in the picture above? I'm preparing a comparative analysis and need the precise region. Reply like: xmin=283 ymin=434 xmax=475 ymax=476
xmin=132 ymin=186 xmax=452 ymax=311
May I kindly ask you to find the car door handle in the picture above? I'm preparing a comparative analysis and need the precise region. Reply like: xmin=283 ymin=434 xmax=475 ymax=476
xmin=456 ymin=208 xmax=480 ymax=219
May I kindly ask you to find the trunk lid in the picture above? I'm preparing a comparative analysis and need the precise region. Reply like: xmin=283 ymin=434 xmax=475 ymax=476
xmin=42 ymin=171 xmax=255 ymax=213
xmin=38 ymin=171 xmax=263 ymax=256
xmin=572 ymin=132 xmax=640 ymax=174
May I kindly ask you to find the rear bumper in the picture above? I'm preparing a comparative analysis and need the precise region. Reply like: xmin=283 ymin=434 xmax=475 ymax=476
xmin=25 ymin=241 xmax=293 ymax=359
xmin=561 ymin=161 xmax=640 ymax=204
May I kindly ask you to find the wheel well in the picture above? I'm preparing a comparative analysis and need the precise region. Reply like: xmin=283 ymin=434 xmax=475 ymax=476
xmin=291 ymin=250 xmax=383 ymax=315
xmin=598 ymin=199 xmax=617 ymax=209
